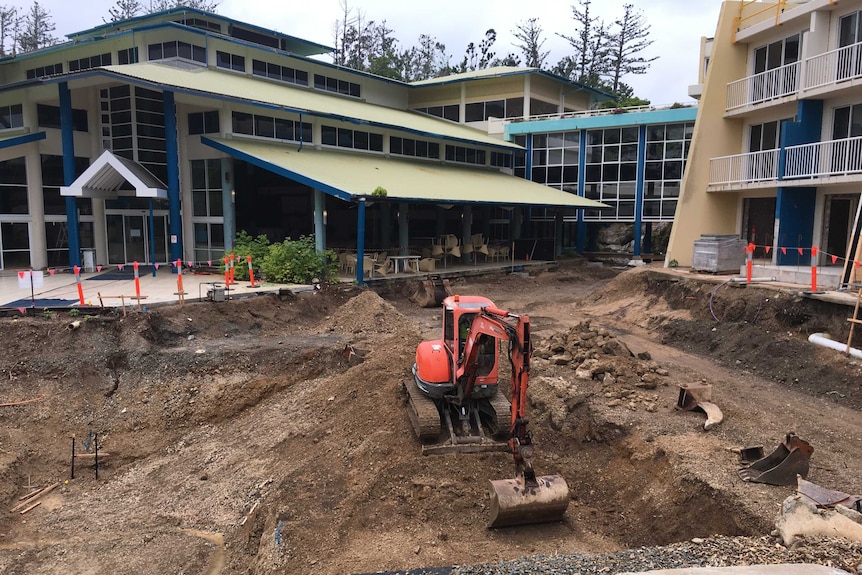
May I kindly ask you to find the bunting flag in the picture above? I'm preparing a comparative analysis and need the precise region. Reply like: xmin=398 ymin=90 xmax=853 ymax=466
xmin=17 ymin=271 xmax=24 ymax=279
xmin=207 ymin=260 xmax=212 ymax=266
xmin=765 ymin=246 xmax=771 ymax=254
xmin=811 ymin=246 xmax=818 ymax=257
xmin=48 ymin=269 xmax=55 ymax=276
xmin=155 ymin=263 xmax=160 ymax=270
xmin=781 ymin=247 xmax=787 ymax=255
xmin=856 ymin=261 xmax=861 ymax=268
xmin=18 ymin=307 xmax=25 ymax=315
xmin=797 ymin=247 xmax=804 ymax=255
xmin=97 ymin=266 xmax=102 ymax=272
xmin=186 ymin=260 xmax=193 ymax=267
xmin=118 ymin=264 xmax=124 ymax=271
xmin=832 ymin=255 xmax=839 ymax=264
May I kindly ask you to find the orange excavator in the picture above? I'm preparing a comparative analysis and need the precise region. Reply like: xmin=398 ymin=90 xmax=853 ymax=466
xmin=403 ymin=295 xmax=569 ymax=527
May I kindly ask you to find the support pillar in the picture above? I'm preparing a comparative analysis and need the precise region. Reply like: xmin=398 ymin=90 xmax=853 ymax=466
xmin=60 ymin=81 xmax=80 ymax=269
xmin=221 ymin=158 xmax=235 ymax=252
xmin=314 ymin=189 xmax=326 ymax=252
xmin=461 ymin=204 xmax=472 ymax=264
xmin=576 ymin=129 xmax=588 ymax=254
xmin=435 ymin=206 xmax=445 ymax=237
xmin=381 ymin=202 xmax=391 ymax=250
xmin=398 ymin=202 xmax=409 ymax=256
xmin=164 ymin=90 xmax=182 ymax=267
xmin=25 ymin=144 xmax=46 ymax=269
xmin=633 ymin=124 xmax=647 ymax=257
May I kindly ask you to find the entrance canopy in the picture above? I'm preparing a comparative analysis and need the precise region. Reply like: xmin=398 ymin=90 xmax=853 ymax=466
xmin=61 ymin=150 xmax=167 ymax=199
xmin=202 ymin=136 xmax=607 ymax=208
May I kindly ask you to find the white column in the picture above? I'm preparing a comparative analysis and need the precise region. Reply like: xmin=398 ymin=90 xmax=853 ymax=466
xmin=25 ymin=142 xmax=46 ymax=269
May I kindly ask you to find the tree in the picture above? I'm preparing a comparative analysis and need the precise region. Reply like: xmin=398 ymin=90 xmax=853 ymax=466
xmin=402 ymin=34 xmax=450 ymax=81
xmin=556 ymin=0 xmax=609 ymax=87
xmin=512 ymin=18 xmax=548 ymax=69
xmin=605 ymin=3 xmax=657 ymax=93
xmin=0 ymin=5 xmax=18 ymax=57
xmin=456 ymin=29 xmax=497 ymax=73
xmin=596 ymin=82 xmax=650 ymax=109
xmin=146 ymin=0 xmax=219 ymax=12
xmin=107 ymin=0 xmax=144 ymax=22
xmin=16 ymin=1 xmax=56 ymax=53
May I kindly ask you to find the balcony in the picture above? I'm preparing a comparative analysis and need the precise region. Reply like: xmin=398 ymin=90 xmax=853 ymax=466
xmin=708 ymin=137 xmax=862 ymax=190
xmin=785 ymin=136 xmax=862 ymax=179
xmin=805 ymin=42 xmax=862 ymax=92
xmin=726 ymin=61 xmax=800 ymax=111
xmin=708 ymin=149 xmax=779 ymax=186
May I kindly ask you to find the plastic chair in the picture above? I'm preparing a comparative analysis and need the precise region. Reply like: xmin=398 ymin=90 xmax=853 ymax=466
xmin=418 ymin=257 xmax=436 ymax=272
xmin=471 ymin=234 xmax=489 ymax=262
xmin=362 ymin=256 xmax=375 ymax=278
xmin=343 ymin=254 xmax=357 ymax=275
xmin=374 ymin=256 xmax=392 ymax=276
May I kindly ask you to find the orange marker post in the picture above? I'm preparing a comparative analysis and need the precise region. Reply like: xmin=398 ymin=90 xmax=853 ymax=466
xmin=811 ymin=246 xmax=818 ymax=293
xmin=746 ymin=243 xmax=754 ymax=284
xmin=176 ymin=259 xmax=185 ymax=305
xmin=223 ymin=256 xmax=230 ymax=286
xmin=247 ymin=254 xmax=257 ymax=288
xmin=229 ymin=253 xmax=236 ymax=285
xmin=133 ymin=261 xmax=141 ymax=300
xmin=73 ymin=265 xmax=85 ymax=306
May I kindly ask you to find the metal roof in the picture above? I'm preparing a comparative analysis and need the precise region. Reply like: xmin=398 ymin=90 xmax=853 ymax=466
xmin=60 ymin=150 xmax=167 ymax=199
xmin=201 ymin=136 xmax=607 ymax=209
xmin=92 ymin=63 xmax=521 ymax=150
xmin=409 ymin=66 xmax=616 ymax=100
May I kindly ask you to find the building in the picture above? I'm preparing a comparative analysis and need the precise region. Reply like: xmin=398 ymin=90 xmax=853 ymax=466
xmin=0 ymin=7 xmax=610 ymax=281
xmin=667 ymin=0 xmax=862 ymax=286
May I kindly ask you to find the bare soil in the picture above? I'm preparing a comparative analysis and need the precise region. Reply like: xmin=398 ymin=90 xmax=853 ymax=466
xmin=0 ymin=260 xmax=861 ymax=575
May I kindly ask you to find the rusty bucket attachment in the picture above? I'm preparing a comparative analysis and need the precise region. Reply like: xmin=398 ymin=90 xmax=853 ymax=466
xmin=676 ymin=382 xmax=723 ymax=431
xmin=409 ymin=276 xmax=453 ymax=308
xmin=738 ymin=433 xmax=813 ymax=486
xmin=797 ymin=476 xmax=862 ymax=511
xmin=487 ymin=474 xmax=569 ymax=528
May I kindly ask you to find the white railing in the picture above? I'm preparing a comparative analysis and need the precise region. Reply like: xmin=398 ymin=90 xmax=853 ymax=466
xmin=726 ymin=61 xmax=800 ymax=110
xmin=784 ymin=136 xmax=862 ymax=179
xmin=504 ymin=102 xmax=696 ymax=124
xmin=708 ymin=149 xmax=780 ymax=185
xmin=805 ymin=41 xmax=862 ymax=90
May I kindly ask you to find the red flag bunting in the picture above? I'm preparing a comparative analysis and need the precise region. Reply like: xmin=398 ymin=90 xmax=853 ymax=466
xmin=207 ymin=260 xmax=212 ymax=266
xmin=797 ymin=247 xmax=804 ymax=255
xmin=832 ymin=255 xmax=838 ymax=264
xmin=856 ymin=261 xmax=861 ymax=268
xmin=97 ymin=265 xmax=102 ymax=272
xmin=18 ymin=307 xmax=25 ymax=315
xmin=17 ymin=271 xmax=24 ymax=279
xmin=155 ymin=263 xmax=160 ymax=270
xmin=765 ymin=246 xmax=771 ymax=254
xmin=812 ymin=246 xmax=818 ymax=257
xmin=48 ymin=269 xmax=55 ymax=276
xmin=781 ymin=247 xmax=786 ymax=255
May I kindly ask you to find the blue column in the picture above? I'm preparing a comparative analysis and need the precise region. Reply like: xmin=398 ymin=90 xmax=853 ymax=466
xmin=313 ymin=189 xmax=326 ymax=252
xmin=356 ymin=198 xmax=366 ymax=283
xmin=60 ymin=82 xmax=80 ymax=269
xmin=775 ymin=187 xmax=816 ymax=265
xmin=633 ymin=124 xmax=647 ymax=257
xmin=576 ymin=129 xmax=587 ymax=253
xmin=164 ymin=90 xmax=182 ymax=267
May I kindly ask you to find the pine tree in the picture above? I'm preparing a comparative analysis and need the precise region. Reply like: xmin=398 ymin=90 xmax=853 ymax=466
xmin=107 ymin=0 xmax=144 ymax=22
xmin=556 ymin=0 xmax=609 ymax=87
xmin=513 ymin=18 xmax=548 ymax=69
xmin=605 ymin=3 xmax=657 ymax=93
xmin=146 ymin=0 xmax=219 ymax=12
xmin=16 ymin=1 xmax=56 ymax=53
xmin=0 ymin=5 xmax=18 ymax=57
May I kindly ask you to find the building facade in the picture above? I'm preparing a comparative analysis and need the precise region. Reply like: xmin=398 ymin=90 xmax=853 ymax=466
xmin=0 ymin=8 xmax=607 ymax=277
xmin=667 ymin=0 xmax=862 ymax=286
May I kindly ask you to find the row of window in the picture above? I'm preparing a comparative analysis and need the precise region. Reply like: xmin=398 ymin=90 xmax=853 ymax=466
xmin=0 ymin=104 xmax=23 ymax=129
xmin=445 ymin=145 xmax=486 ymax=165
xmin=216 ymin=51 xmax=245 ymax=72
xmin=233 ymin=111 xmax=312 ymax=143
xmin=69 ymin=53 xmax=111 ymax=72
xmin=189 ymin=110 xmax=220 ymax=135
xmin=321 ymin=125 xmax=383 ymax=151
xmin=251 ymin=59 xmax=308 ymax=86
xmin=314 ymin=74 xmax=361 ymax=98
xmin=390 ymin=136 xmax=440 ymax=159
xmin=417 ymin=97 xmax=566 ymax=123
xmin=26 ymin=62 xmax=63 ymax=79
xmin=147 ymin=41 xmax=206 ymax=64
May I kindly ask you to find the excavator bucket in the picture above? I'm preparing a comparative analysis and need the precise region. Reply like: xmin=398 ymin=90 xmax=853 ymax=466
xmin=487 ymin=474 xmax=569 ymax=528
xmin=409 ymin=276 xmax=453 ymax=308
xmin=738 ymin=433 xmax=813 ymax=486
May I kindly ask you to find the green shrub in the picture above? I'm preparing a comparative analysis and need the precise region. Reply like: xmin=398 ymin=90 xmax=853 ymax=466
xmin=372 ymin=186 xmax=388 ymax=197
xmin=224 ymin=231 xmax=271 ymax=281
xmin=261 ymin=235 xmax=338 ymax=284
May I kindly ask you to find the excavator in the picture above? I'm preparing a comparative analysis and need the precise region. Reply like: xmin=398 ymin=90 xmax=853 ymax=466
xmin=403 ymin=294 xmax=569 ymax=528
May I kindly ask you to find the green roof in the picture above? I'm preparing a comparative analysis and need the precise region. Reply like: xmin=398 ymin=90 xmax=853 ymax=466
xmin=94 ymin=63 xmax=520 ymax=149
xmin=202 ymin=136 xmax=607 ymax=209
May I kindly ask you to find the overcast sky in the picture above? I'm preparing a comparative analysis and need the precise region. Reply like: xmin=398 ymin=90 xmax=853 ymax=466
xmin=37 ymin=0 xmax=721 ymax=104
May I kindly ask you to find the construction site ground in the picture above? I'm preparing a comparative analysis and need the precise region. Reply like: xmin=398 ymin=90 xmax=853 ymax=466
xmin=0 ymin=259 xmax=861 ymax=574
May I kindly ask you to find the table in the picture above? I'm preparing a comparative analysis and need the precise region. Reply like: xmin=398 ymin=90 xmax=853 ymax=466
xmin=390 ymin=255 xmax=420 ymax=273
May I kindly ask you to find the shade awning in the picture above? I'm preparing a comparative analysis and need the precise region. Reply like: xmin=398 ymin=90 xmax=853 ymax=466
xmin=201 ymin=136 xmax=607 ymax=209
xmin=61 ymin=149 xmax=167 ymax=199
xmin=0 ymin=131 xmax=45 ymax=150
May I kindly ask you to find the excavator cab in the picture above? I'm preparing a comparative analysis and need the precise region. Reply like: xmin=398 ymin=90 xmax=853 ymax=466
xmin=404 ymin=295 xmax=569 ymax=528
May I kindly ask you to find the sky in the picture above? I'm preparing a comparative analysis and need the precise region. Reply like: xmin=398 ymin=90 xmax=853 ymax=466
xmin=36 ymin=0 xmax=722 ymax=104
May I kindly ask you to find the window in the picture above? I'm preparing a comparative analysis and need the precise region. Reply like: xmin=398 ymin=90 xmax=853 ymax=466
xmin=148 ymin=41 xmax=206 ymax=64
xmin=231 ymin=111 xmax=310 ymax=142
xmin=444 ymin=145 xmax=487 ymax=166
xmin=191 ymin=159 xmax=224 ymax=263
xmin=118 ymin=47 xmax=139 ymax=65
xmin=188 ymin=110 xmax=220 ymax=135
xmin=0 ymin=157 xmax=28 ymax=215
xmin=0 ymin=104 xmax=23 ymax=129
xmin=583 ymin=127 xmax=639 ymax=221
xmin=320 ymin=124 xmax=382 ymax=151
xmin=314 ymin=74 xmax=360 ymax=98
xmin=175 ymin=17 xmax=221 ymax=33
xmin=490 ymin=151 xmax=512 ymax=168
xmin=26 ymin=62 xmax=63 ymax=79
xmin=216 ymin=51 xmax=245 ymax=72
xmin=642 ymin=122 xmax=694 ymax=223
xmin=415 ymin=104 xmax=460 ymax=122
xmin=69 ymin=53 xmax=111 ymax=72
xmin=465 ymin=99 xmax=510 ymax=122
xmin=251 ymin=59 xmax=308 ymax=86
xmin=41 ymin=155 xmax=90 ymax=216
xmin=389 ymin=136 xmax=440 ymax=160
xmin=37 ymin=104 xmax=89 ymax=132
xmin=530 ymin=131 xmax=580 ymax=189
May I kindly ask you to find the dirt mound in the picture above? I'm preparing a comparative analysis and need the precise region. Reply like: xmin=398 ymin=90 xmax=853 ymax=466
xmin=315 ymin=289 xmax=413 ymax=335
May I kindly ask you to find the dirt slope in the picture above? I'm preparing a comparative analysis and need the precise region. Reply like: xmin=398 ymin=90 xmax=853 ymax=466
xmin=0 ymin=262 xmax=860 ymax=575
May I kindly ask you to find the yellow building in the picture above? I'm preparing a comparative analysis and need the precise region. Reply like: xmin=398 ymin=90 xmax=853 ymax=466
xmin=667 ymin=0 xmax=862 ymax=287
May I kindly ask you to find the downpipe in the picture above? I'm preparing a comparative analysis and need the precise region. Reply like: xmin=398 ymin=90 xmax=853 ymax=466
xmin=808 ymin=332 xmax=862 ymax=360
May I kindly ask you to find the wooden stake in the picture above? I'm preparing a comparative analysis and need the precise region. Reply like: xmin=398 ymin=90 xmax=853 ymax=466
xmin=10 ymin=482 xmax=58 ymax=513
xmin=0 ymin=397 xmax=43 ymax=407
xmin=19 ymin=501 xmax=41 ymax=515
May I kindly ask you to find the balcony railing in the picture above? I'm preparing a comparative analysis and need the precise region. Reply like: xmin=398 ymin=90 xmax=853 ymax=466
xmin=709 ymin=149 xmax=780 ymax=185
xmin=726 ymin=61 xmax=800 ymax=110
xmin=785 ymin=136 xmax=862 ymax=179
xmin=805 ymin=42 xmax=862 ymax=90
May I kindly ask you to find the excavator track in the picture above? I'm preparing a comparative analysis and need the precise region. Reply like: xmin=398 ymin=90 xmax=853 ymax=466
xmin=403 ymin=379 xmax=441 ymax=441
xmin=485 ymin=390 xmax=512 ymax=439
